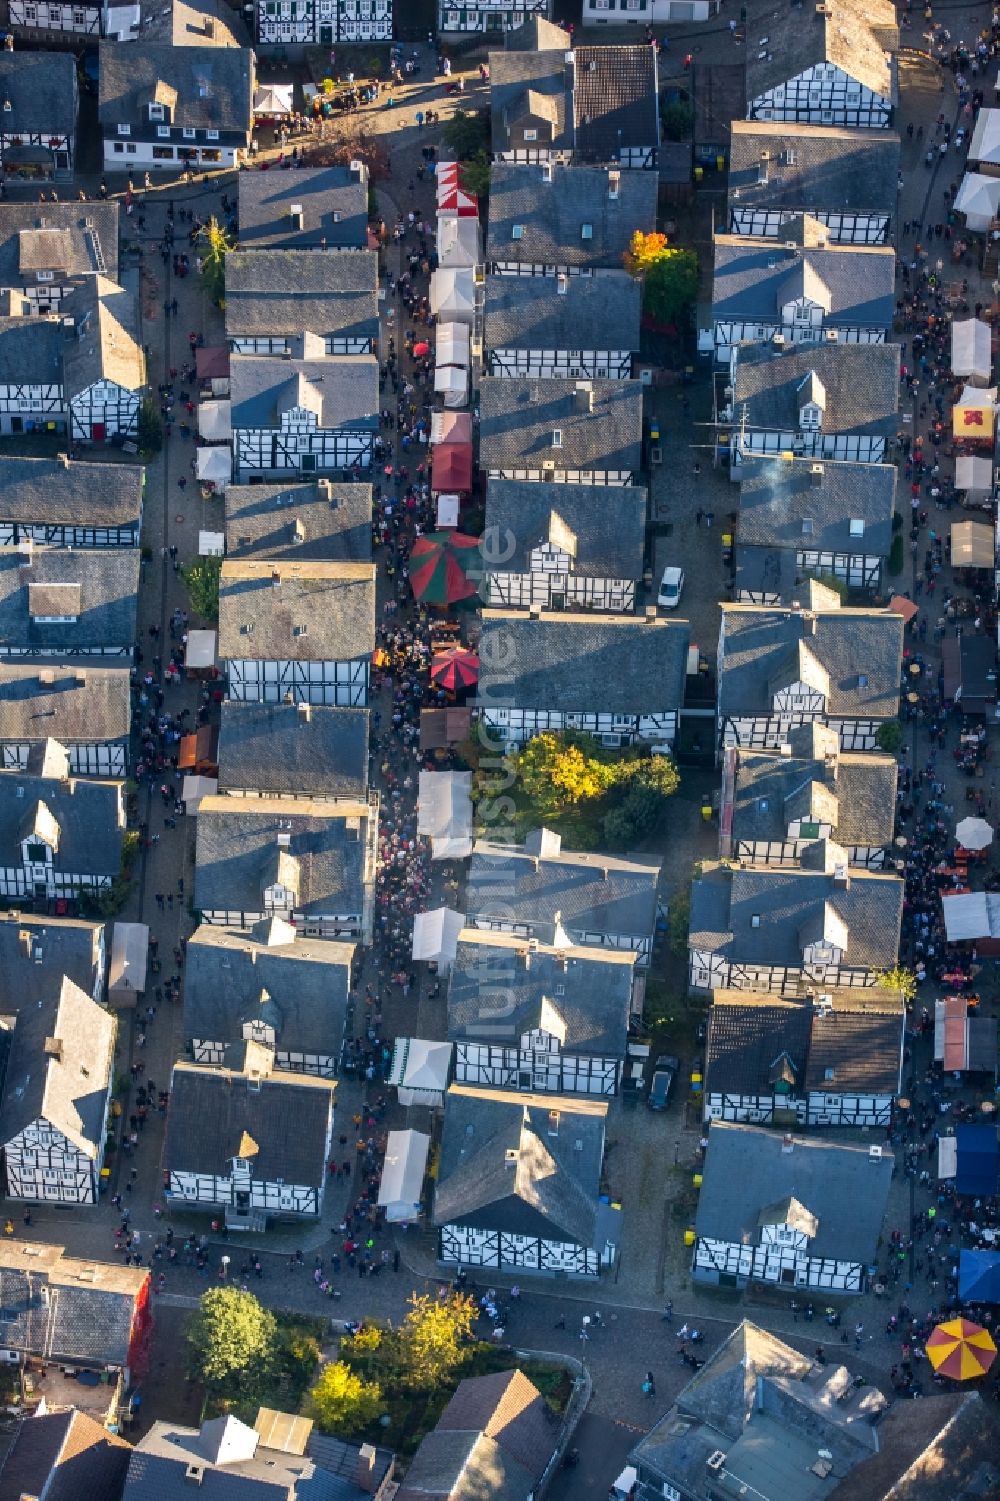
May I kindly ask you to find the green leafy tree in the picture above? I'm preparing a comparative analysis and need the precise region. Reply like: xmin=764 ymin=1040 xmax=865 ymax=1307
xmin=442 ymin=109 xmax=489 ymax=160
xmin=513 ymin=733 xmax=614 ymax=816
xmin=187 ymin=1288 xmax=277 ymax=1390
xmin=875 ymin=720 xmax=905 ymax=754
xmin=624 ymin=231 xmax=699 ymax=328
xmin=459 ymin=150 xmax=490 ymax=198
xmin=397 ymin=1292 xmax=477 ymax=1391
xmin=307 ymin=1361 xmax=383 ymax=1433
xmin=661 ymin=99 xmax=693 ymax=141
xmin=197 ymin=216 xmax=233 ymax=305
xmin=182 ymin=556 xmax=221 ymax=623
xmin=876 ymin=965 xmax=918 ymax=1005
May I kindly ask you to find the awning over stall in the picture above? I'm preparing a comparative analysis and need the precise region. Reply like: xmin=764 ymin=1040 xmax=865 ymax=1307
xmin=388 ymin=1039 xmax=452 ymax=1107
xmin=430 ymin=267 xmax=475 ymax=324
xmin=181 ymin=774 xmax=218 ymax=812
xmin=432 ymin=442 xmax=473 ymax=493
xmin=417 ymin=770 xmax=473 ymax=859
xmin=437 ymin=215 xmax=481 ymax=268
xmin=437 ymin=322 xmax=471 ymax=366
xmin=434 ymin=364 xmax=468 ymax=408
xmin=377 ymin=1129 xmax=431 ymax=1221
xmin=196 ymin=447 xmax=231 ymax=486
xmin=951 ymin=520 xmax=995 ymax=568
xmin=109 ymin=922 xmax=148 ymax=1007
xmin=431 ymin=410 xmax=473 ymax=447
xmin=198 ymin=400 xmax=232 ymax=442
xmin=185 ymin=629 xmax=217 ymax=671
xmin=411 ymin=906 xmax=465 ymax=966
xmin=952 ymin=319 xmax=993 ymax=386
xmin=955 ymin=455 xmax=994 ymax=493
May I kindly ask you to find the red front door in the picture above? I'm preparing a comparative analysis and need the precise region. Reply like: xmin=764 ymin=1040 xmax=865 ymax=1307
xmin=92 ymin=423 xmax=106 ymax=442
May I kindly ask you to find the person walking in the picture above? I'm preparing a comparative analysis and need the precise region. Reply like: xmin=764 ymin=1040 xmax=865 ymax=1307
xmin=642 ymin=1371 xmax=656 ymax=1397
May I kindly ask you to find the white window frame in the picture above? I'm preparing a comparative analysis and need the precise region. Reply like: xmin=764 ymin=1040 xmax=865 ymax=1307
xmin=157 ymin=125 xmax=170 ymax=138
xmin=117 ymin=124 xmax=130 ymax=136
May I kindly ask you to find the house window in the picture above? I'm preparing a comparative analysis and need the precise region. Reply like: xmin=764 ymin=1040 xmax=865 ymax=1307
xmin=26 ymin=842 xmax=48 ymax=863
xmin=551 ymin=430 xmax=562 ymax=448
xmin=152 ymin=145 xmax=174 ymax=160
xmin=182 ymin=128 xmax=196 ymax=140
xmin=148 ymin=102 xmax=164 ymax=121
xmin=113 ymin=143 xmax=124 ymax=153
xmin=523 ymin=128 xmax=537 ymax=141
xmin=157 ymin=126 xmax=171 ymax=138
xmin=512 ymin=224 xmax=524 ymax=240
xmin=751 ymin=914 xmax=761 ymax=928
xmin=234 ymin=1157 xmax=249 ymax=1171
xmin=581 ymin=223 xmax=593 ymax=239
xmin=206 ymin=129 xmax=219 ymax=140
xmin=823 ymin=1067 xmax=835 ymax=1081
xmin=117 ymin=124 xmax=130 ymax=135
xmin=801 ymin=518 xmax=814 ymax=535
xmin=848 ymin=518 xmax=864 ymax=537
xmin=35 ymin=270 xmax=54 ymax=283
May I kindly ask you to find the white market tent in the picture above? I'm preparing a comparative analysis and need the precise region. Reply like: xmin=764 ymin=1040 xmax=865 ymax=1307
xmin=956 ymin=455 xmax=994 ymax=493
xmin=430 ymin=267 xmax=475 ymax=325
xmin=437 ymin=493 xmax=460 ymax=527
xmin=437 ymin=322 xmax=471 ymax=366
xmin=938 ymin=1136 xmax=958 ymax=1179
xmin=434 ymin=364 xmax=468 ymax=408
xmin=377 ymin=1129 xmax=430 ymax=1221
xmin=254 ymin=83 xmax=294 ymax=116
xmin=417 ymin=770 xmax=473 ymax=859
xmin=198 ymin=400 xmax=232 ymax=442
xmin=951 ymin=519 xmax=995 ymax=568
xmin=437 ymin=214 xmax=481 ymax=268
xmin=182 ymin=774 xmax=218 ymax=811
xmin=186 ymin=629 xmax=217 ymax=670
xmin=198 ymin=530 xmax=226 ymax=557
xmin=388 ymin=1038 xmax=453 ymax=1106
xmin=952 ymin=319 xmax=993 ymax=386
xmin=196 ymin=446 xmax=232 ymax=487
xmin=941 ymin=890 xmax=1000 ymax=941
xmin=955 ymin=172 xmax=1000 ymax=232
xmin=411 ymin=907 xmax=465 ymax=967
xmin=970 ymin=107 xmax=1000 ymax=171
xmin=109 ymin=921 xmax=148 ymax=1007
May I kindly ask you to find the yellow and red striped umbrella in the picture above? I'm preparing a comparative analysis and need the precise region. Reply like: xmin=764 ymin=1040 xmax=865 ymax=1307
xmin=926 ymin=1317 xmax=997 ymax=1380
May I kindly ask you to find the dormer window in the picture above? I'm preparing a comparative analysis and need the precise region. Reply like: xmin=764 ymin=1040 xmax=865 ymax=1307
xmin=148 ymin=102 xmax=164 ymax=122
xmin=512 ymin=224 xmax=524 ymax=240
xmin=848 ymin=518 xmax=864 ymax=538
xmin=581 ymin=223 xmax=593 ymax=240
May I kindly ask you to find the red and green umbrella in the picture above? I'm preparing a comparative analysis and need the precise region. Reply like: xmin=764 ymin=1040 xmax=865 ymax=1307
xmin=409 ymin=531 xmax=481 ymax=606
xmin=430 ymin=647 xmax=480 ymax=692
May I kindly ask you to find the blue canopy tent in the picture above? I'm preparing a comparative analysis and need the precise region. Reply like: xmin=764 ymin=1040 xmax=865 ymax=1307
xmin=960 ymin=1249 xmax=1000 ymax=1304
xmin=955 ymin=1125 xmax=999 ymax=1197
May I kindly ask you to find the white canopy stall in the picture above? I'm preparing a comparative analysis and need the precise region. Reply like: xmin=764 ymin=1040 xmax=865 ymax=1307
xmin=955 ymin=455 xmax=994 ymax=495
xmin=434 ymin=364 xmax=468 ymax=409
xmin=970 ymin=107 xmax=1000 ymax=173
xmin=952 ymin=319 xmax=993 ymax=386
xmin=109 ymin=921 xmax=148 ymax=1008
xmin=411 ymin=907 xmax=465 ymax=968
xmin=196 ymin=446 xmax=232 ymax=489
xmin=198 ymin=400 xmax=232 ymax=442
xmin=388 ymin=1039 xmax=453 ymax=1107
xmin=185 ymin=630 xmax=217 ymax=672
xmin=436 ymin=493 xmax=460 ymax=527
xmin=198 ymin=530 xmax=226 ymax=557
xmin=417 ymin=770 xmax=474 ymax=859
xmin=437 ymin=322 xmax=471 ymax=366
xmin=377 ymin=1129 xmax=430 ymax=1222
xmin=954 ymin=173 xmax=1000 ymax=232
xmin=181 ymin=774 xmax=218 ymax=812
xmin=430 ymin=268 xmax=476 ymax=326
xmin=437 ymin=214 xmax=481 ymax=268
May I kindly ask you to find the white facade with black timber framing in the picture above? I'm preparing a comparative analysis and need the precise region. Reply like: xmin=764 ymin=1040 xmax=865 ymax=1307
xmin=69 ymin=378 xmax=139 ymax=445
xmin=748 ymin=66 xmax=892 ymax=131
xmin=732 ymin=426 xmax=888 ymax=467
xmin=233 ymin=413 xmax=375 ymax=480
xmin=486 ymin=566 xmax=635 ymax=612
xmin=1 ymin=739 xmax=126 ymax=776
xmin=0 ymin=517 xmax=139 ymax=548
xmin=0 ymin=380 xmax=65 ymax=437
xmin=255 ymin=0 xmax=391 ymax=47
xmin=439 ymin=1223 xmax=604 ymax=1276
xmin=168 ymin=1159 xmax=324 ymax=1220
xmin=3 ymin=1116 xmax=104 ymax=1204
xmin=714 ymin=318 xmax=885 ymax=359
xmin=6 ymin=0 xmax=138 ymax=38
xmin=688 ymin=948 xmax=881 ymax=995
xmin=453 ymin=1041 xmax=619 ymax=1096
xmin=225 ymin=654 xmax=369 ymax=706
xmin=730 ymin=205 xmax=891 ymax=247
xmin=439 ymin=0 xmax=549 ymax=35
xmin=231 ymin=332 xmax=374 ymax=357
xmin=703 ymin=1086 xmax=897 ymax=1128
xmin=488 ymin=347 xmax=632 ymax=380
xmin=720 ymin=711 xmax=883 ymax=755
xmin=693 ymin=1228 xmax=865 ymax=1293
xmin=479 ymin=704 xmax=677 ymax=748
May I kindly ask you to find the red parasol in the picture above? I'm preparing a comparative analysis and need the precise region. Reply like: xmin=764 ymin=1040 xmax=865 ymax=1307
xmin=413 ymin=341 xmax=431 ymax=357
xmin=430 ymin=647 xmax=480 ymax=692
xmin=409 ymin=531 xmax=481 ymax=605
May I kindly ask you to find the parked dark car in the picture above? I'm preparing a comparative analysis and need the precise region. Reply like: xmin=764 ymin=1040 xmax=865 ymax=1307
xmin=648 ymin=1054 xmax=679 ymax=1111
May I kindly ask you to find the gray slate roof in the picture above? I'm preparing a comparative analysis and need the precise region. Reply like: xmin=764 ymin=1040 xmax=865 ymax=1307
xmin=448 ymin=929 xmax=635 ymax=1058
xmin=730 ymin=724 xmax=897 ymax=849
xmin=805 ymin=990 xmax=905 ymax=1095
xmin=183 ymin=921 xmax=355 ymax=1057
xmin=217 ymin=560 xmax=376 ymax=662
xmin=0 ymin=761 xmax=123 ymax=877
xmin=828 ymin=1392 xmax=998 ymax=1501
xmin=573 ymin=46 xmax=659 ymax=159
xmin=0 ymin=1409 xmax=131 ymax=1501
xmin=237 ymin=166 xmax=369 ymax=251
xmin=713 ymin=233 xmax=895 ymax=330
xmin=467 ymin=834 xmax=661 ymax=947
xmin=0 ymin=545 xmax=139 ymax=654
xmin=224 ymin=250 xmax=378 ymax=342
xmin=695 ymin=1121 xmax=894 ymax=1264
xmin=0 ymin=663 xmax=131 ymax=746
xmin=399 ymin=1371 xmax=555 ymax=1501
xmin=0 ymin=51 xmax=77 ymax=138
xmin=165 ymin=1057 xmax=335 ymax=1185
xmin=732 ymin=338 xmax=899 ymax=443
xmin=0 ymin=1242 xmax=147 ymax=1367
xmin=143 ymin=0 xmax=252 ymax=49
xmin=704 ymin=993 xmax=813 ymax=1099
xmin=745 ymin=0 xmax=898 ymax=103
xmin=434 ymin=1085 xmax=607 ymax=1247
xmin=230 ymin=354 xmax=379 ymax=431
xmin=479 ymin=377 xmax=643 ymax=474
xmin=728 ymin=122 xmax=900 ymax=222
xmin=489 ymin=46 xmax=571 ymax=155
xmin=487 ymin=163 xmax=657 ymax=269
xmin=0 ymin=203 xmax=119 ymax=287
xmin=484 ymin=479 xmax=646 ymax=579
xmin=0 ymin=454 xmax=143 ymax=531
xmin=738 ymin=456 xmax=896 ymax=558
xmin=194 ymin=795 xmax=372 ymax=918
xmin=504 ymin=16 xmax=571 ymax=50
xmin=0 ymin=315 xmax=63 ymax=385
xmin=688 ymin=859 xmax=904 ymax=969
xmin=0 ymin=911 xmax=103 ymax=1004
xmin=224 ymin=479 xmax=372 ymax=562
xmin=0 ymin=974 xmax=114 ymax=1156
xmin=98 ymin=41 xmax=253 ymax=136
xmin=61 ymin=277 xmax=144 ymax=400
xmin=718 ymin=598 xmax=903 ymax=720
xmin=484 ymin=271 xmax=640 ymax=353
xmin=477 ymin=610 xmax=689 ymax=715
xmin=218 ymin=701 xmax=369 ymax=799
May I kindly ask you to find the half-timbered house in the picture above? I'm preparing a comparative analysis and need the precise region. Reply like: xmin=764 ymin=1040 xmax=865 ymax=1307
xmin=62 ymin=278 xmax=144 ymax=445
xmin=0 ymin=52 xmax=77 ymax=182
xmin=194 ymin=793 xmax=377 ymax=941
xmin=0 ymin=909 xmax=106 ymax=1002
xmin=734 ymin=455 xmax=896 ymax=601
xmin=489 ymin=19 xmax=573 ymax=164
xmin=688 ymin=839 xmax=904 ymax=994
xmin=255 ymin=0 xmax=391 ymax=48
xmin=483 ymin=479 xmax=646 ymax=611
xmin=218 ymin=701 xmax=369 ymax=801
xmin=745 ymin=0 xmax=897 ymax=130
xmin=0 ymin=972 xmax=114 ymax=1205
xmin=165 ymin=1042 xmax=335 ymax=1229
xmin=225 ymin=250 xmax=379 ymax=356
xmin=484 ymin=272 xmax=640 ymax=380
xmin=711 ymin=217 xmax=895 ymax=360
xmin=716 ymin=585 xmax=904 ymax=752
xmin=0 ymin=662 xmax=131 ymax=775
xmin=702 ymin=985 xmax=905 ymax=1127
xmin=0 ymin=315 xmax=65 ymax=436
xmin=691 ymin=1122 xmax=894 ymax=1293
xmin=480 ymin=377 xmax=643 ymax=484
xmin=218 ymin=558 xmax=375 ymax=706
xmin=719 ymin=722 xmax=897 ymax=868
xmin=487 ymin=162 xmax=657 ymax=276
xmin=6 ymin=0 xmax=138 ymax=40
xmin=439 ymin=0 xmax=550 ymax=37
xmin=727 ymin=121 xmax=900 ymax=244
xmin=448 ymin=929 xmax=636 ymax=1096
xmin=0 ymin=203 xmax=118 ymax=314
xmin=224 ymin=478 xmax=371 ymax=562
xmin=230 ymin=353 xmax=379 ymax=481
xmin=727 ymin=337 xmax=899 ymax=470
xmin=467 ymin=828 xmax=662 ymax=964
xmin=0 ymin=1240 xmax=149 ymax=1380
xmin=572 ymin=45 xmax=659 ymax=169
xmin=0 ymin=454 xmax=142 ymax=548
xmin=0 ymin=739 xmax=125 ymax=903
xmin=183 ymin=918 xmax=355 ymax=1077
xmin=476 ymin=607 xmax=689 ymax=748
xmin=236 ymin=163 xmax=369 ymax=250
xmin=98 ymin=41 xmax=254 ymax=173
xmin=434 ymin=1085 xmax=617 ymax=1277
xmin=0 ymin=543 xmax=139 ymax=660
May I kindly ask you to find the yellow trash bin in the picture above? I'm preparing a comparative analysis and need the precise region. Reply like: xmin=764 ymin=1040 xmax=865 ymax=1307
xmin=693 ymin=1173 xmax=703 ymax=1188
xmin=684 ymin=1228 xmax=696 ymax=1246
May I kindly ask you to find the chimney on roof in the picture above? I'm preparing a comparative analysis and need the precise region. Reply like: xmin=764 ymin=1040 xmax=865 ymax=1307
xmin=564 ymin=49 xmax=575 ymax=89
xmin=74 ymin=669 xmax=86 ymax=686
xmin=291 ymin=516 xmax=306 ymax=544
xmin=809 ymin=463 xmax=824 ymax=487
xmin=541 ymin=160 xmax=553 ymax=184
xmin=18 ymin=539 xmax=33 ymax=568
xmin=833 ymin=863 xmax=850 ymax=889
xmin=357 ymin=1445 xmax=378 ymax=1495
xmin=608 ymin=169 xmax=621 ymax=201
xmin=574 ymin=381 xmax=593 ymax=414
xmin=297 ymin=702 xmax=311 ymax=725
xmin=317 ymin=477 xmax=333 ymax=500
xmin=528 ymin=603 xmax=542 ymax=619
xmin=349 ymin=159 xmax=365 ymax=182
xmin=556 ymin=272 xmax=568 ymax=296
xmin=548 ymin=1109 xmax=559 ymax=1136
xmin=289 ymin=204 xmax=304 ymax=232
xmin=203 ymin=15 xmax=214 ymax=36
xmin=43 ymin=1036 xmax=63 ymax=1063
xmin=184 ymin=1464 xmax=205 ymax=1487
xmin=271 ymin=569 xmax=281 ymax=589
xmin=38 ymin=668 xmax=55 ymax=686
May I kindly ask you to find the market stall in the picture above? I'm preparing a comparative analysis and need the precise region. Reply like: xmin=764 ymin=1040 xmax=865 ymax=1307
xmin=437 ymin=215 xmax=481 ymax=269
xmin=431 ymin=441 xmax=473 ymax=494
xmin=952 ymin=318 xmax=994 ymax=386
xmin=388 ymin=1039 xmax=452 ymax=1107
xmin=198 ymin=400 xmax=232 ymax=442
xmin=430 ymin=410 xmax=473 ymax=447
xmin=430 ymin=267 xmax=476 ymax=325
xmin=434 ymin=364 xmax=468 ymax=409
xmin=181 ymin=774 xmax=219 ymax=813
xmin=185 ymin=629 xmax=218 ymax=679
xmin=411 ymin=906 xmax=465 ymax=968
xmin=108 ymin=921 xmax=148 ymax=1008
xmin=954 ymin=172 xmax=1000 ymax=231
xmin=377 ymin=1129 xmax=430 ymax=1222
xmin=955 ymin=455 xmax=994 ymax=497
xmin=417 ymin=769 xmax=474 ymax=858
xmin=951 ymin=519 xmax=996 ymax=568
xmin=196 ymin=446 xmax=231 ymax=492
